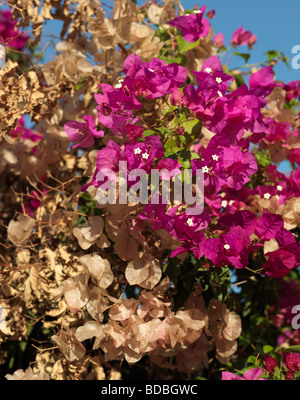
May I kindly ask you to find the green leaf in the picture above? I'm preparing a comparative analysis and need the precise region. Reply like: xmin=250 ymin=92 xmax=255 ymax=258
xmin=281 ymin=345 xmax=300 ymax=354
xmin=184 ymin=9 xmax=194 ymax=14
xmin=247 ymin=355 xmax=257 ymax=365
xmin=8 ymin=355 xmax=15 ymax=370
xmin=242 ymin=301 xmax=252 ymax=317
xmin=233 ymin=73 xmax=245 ymax=88
xmin=233 ymin=52 xmax=250 ymax=63
xmin=279 ymin=51 xmax=291 ymax=71
xmin=143 ymin=129 xmax=155 ymax=138
xmin=179 ymin=135 xmax=186 ymax=145
xmin=177 ymin=35 xmax=200 ymax=53
xmin=265 ymin=50 xmax=280 ymax=62
xmin=19 ymin=341 xmax=27 ymax=351
xmin=255 ymin=151 xmax=271 ymax=168
xmin=263 ymin=345 xmax=274 ymax=354
xmin=158 ymin=54 xmax=184 ymax=65
xmin=164 ymin=137 xmax=183 ymax=154
xmin=191 ymin=151 xmax=200 ymax=160
xmin=177 ymin=157 xmax=190 ymax=169
xmin=155 ymin=25 xmax=171 ymax=41
xmin=181 ymin=118 xmax=199 ymax=135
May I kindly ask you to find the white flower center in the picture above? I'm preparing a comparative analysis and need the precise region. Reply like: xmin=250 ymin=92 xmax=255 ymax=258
xmin=134 ymin=147 xmax=142 ymax=155
xmin=212 ymin=154 xmax=219 ymax=161
xmin=114 ymin=79 xmax=124 ymax=89
xmin=202 ymin=166 xmax=209 ymax=173
xmin=142 ymin=152 xmax=149 ymax=160
xmin=221 ymin=200 xmax=228 ymax=208
xmin=229 ymin=200 xmax=234 ymax=206
xmin=217 ymin=90 xmax=223 ymax=97
xmin=204 ymin=67 xmax=212 ymax=73
xmin=220 ymin=192 xmax=226 ymax=198
xmin=187 ymin=218 xmax=194 ymax=226
xmin=216 ymin=77 xmax=222 ymax=84
xmin=148 ymin=68 xmax=154 ymax=72
xmin=264 ymin=193 xmax=271 ymax=199
xmin=277 ymin=185 xmax=283 ymax=191
xmin=224 ymin=244 xmax=230 ymax=250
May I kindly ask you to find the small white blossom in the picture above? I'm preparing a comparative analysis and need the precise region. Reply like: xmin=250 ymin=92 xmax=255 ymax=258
xmin=264 ymin=193 xmax=271 ymax=200
xmin=187 ymin=218 xmax=194 ymax=226
xmin=212 ymin=154 xmax=219 ymax=161
xmin=142 ymin=152 xmax=149 ymax=160
xmin=216 ymin=77 xmax=222 ymax=84
xmin=134 ymin=147 xmax=142 ymax=155
xmin=221 ymin=200 xmax=228 ymax=208
xmin=220 ymin=192 xmax=226 ymax=198
xmin=114 ymin=78 xmax=124 ymax=89
xmin=202 ymin=166 xmax=209 ymax=173
xmin=224 ymin=244 xmax=230 ymax=250
xmin=204 ymin=67 xmax=212 ymax=73
xmin=229 ymin=200 xmax=235 ymax=206
xmin=148 ymin=68 xmax=155 ymax=72
xmin=277 ymin=185 xmax=283 ymax=191
xmin=217 ymin=90 xmax=223 ymax=97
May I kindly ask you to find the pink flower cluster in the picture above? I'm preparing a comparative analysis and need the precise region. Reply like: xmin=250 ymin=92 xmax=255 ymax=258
xmin=64 ymin=6 xmax=300 ymax=280
xmin=168 ymin=5 xmax=210 ymax=43
xmin=223 ymin=354 xmax=300 ymax=380
xmin=214 ymin=26 xmax=257 ymax=50
xmin=231 ymin=26 xmax=257 ymax=48
xmin=222 ymin=367 xmax=266 ymax=380
xmin=271 ymin=280 xmax=300 ymax=326
xmin=10 ymin=116 xmax=42 ymax=145
xmin=0 ymin=10 xmax=29 ymax=50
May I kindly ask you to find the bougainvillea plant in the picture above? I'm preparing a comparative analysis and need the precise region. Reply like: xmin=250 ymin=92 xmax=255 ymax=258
xmin=0 ymin=1 xmax=299 ymax=381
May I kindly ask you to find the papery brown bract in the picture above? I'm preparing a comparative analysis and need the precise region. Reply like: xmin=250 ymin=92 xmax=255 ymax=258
xmin=125 ymin=253 xmax=162 ymax=290
xmin=5 ymin=367 xmax=50 ymax=380
xmin=54 ymin=274 xmax=89 ymax=314
xmin=109 ymin=298 xmax=140 ymax=321
xmin=80 ymin=254 xmax=114 ymax=289
xmin=73 ymin=216 xmax=105 ymax=249
xmin=7 ymin=214 xmax=35 ymax=246
xmin=52 ymin=330 xmax=86 ymax=362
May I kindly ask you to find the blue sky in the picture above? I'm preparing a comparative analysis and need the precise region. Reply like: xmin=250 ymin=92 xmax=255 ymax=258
xmin=2 ymin=0 xmax=298 ymax=173
xmin=181 ymin=1 xmax=299 ymax=174
xmin=2 ymin=0 xmax=299 ymax=85
xmin=35 ymin=1 xmax=300 ymax=85
xmin=182 ymin=0 xmax=300 ymax=84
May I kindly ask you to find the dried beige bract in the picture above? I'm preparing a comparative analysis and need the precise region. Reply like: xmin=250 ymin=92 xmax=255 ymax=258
xmin=52 ymin=330 xmax=86 ymax=362
xmin=222 ymin=312 xmax=242 ymax=342
xmin=80 ymin=253 xmax=113 ymax=289
xmin=125 ymin=253 xmax=162 ymax=289
xmin=7 ymin=214 xmax=35 ymax=245
xmin=55 ymin=274 xmax=89 ymax=314
xmin=5 ymin=367 xmax=50 ymax=380
xmin=281 ymin=197 xmax=300 ymax=229
xmin=73 ymin=216 xmax=105 ymax=249
xmin=109 ymin=298 xmax=140 ymax=321
xmin=75 ymin=320 xmax=105 ymax=345
xmin=114 ymin=221 xmax=139 ymax=260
